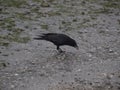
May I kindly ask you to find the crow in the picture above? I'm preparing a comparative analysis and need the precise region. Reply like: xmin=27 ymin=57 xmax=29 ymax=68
xmin=34 ymin=33 xmax=79 ymax=52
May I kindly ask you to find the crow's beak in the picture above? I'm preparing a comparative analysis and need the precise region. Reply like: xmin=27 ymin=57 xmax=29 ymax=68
xmin=75 ymin=46 xmax=79 ymax=50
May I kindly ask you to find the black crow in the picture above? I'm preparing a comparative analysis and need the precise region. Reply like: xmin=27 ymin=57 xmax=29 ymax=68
xmin=34 ymin=33 xmax=78 ymax=52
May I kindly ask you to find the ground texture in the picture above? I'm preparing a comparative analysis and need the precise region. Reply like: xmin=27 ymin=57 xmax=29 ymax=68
xmin=0 ymin=0 xmax=120 ymax=90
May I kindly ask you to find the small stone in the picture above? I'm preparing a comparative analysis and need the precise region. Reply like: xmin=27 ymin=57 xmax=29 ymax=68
xmin=88 ymin=54 xmax=92 ymax=57
xmin=102 ymin=73 xmax=107 ymax=77
xmin=14 ymin=73 xmax=19 ymax=76
xmin=76 ymin=69 xmax=81 ymax=72
xmin=114 ymin=52 xmax=118 ymax=54
xmin=109 ymin=49 xmax=114 ymax=53
xmin=11 ymin=85 xmax=15 ymax=88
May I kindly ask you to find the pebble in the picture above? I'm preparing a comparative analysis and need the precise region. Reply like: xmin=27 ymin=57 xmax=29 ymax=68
xmin=14 ymin=73 xmax=19 ymax=76
xmin=11 ymin=85 xmax=15 ymax=88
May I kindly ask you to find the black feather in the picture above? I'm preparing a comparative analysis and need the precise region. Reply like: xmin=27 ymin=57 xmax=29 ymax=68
xmin=34 ymin=33 xmax=78 ymax=52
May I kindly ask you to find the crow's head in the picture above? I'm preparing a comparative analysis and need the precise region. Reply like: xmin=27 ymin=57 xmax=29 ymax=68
xmin=73 ymin=43 xmax=79 ymax=50
xmin=67 ymin=39 xmax=79 ymax=50
xmin=74 ymin=44 xmax=79 ymax=50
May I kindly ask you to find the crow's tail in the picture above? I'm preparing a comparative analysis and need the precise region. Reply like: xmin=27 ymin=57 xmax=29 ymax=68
xmin=34 ymin=37 xmax=42 ymax=40
xmin=33 ymin=34 xmax=46 ymax=40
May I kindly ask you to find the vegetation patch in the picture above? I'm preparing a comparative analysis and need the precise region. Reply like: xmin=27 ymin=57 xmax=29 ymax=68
xmin=0 ymin=0 xmax=27 ymax=7
xmin=15 ymin=12 xmax=32 ymax=20
xmin=0 ymin=41 xmax=9 ymax=47
xmin=0 ymin=29 xmax=30 ymax=43
xmin=102 ymin=0 xmax=120 ymax=9
xmin=0 ymin=60 xmax=9 ymax=69
xmin=41 ymin=1 xmax=50 ymax=7
xmin=0 ymin=17 xmax=15 ymax=29
xmin=41 ymin=24 xmax=48 ymax=30
xmin=0 ymin=16 xmax=30 ymax=47
xmin=47 ymin=11 xmax=61 ymax=16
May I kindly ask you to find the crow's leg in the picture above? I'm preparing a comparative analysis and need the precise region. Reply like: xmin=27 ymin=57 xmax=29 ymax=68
xmin=57 ymin=46 xmax=63 ymax=53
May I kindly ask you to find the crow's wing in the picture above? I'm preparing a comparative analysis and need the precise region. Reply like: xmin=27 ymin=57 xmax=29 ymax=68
xmin=34 ymin=33 xmax=65 ymax=45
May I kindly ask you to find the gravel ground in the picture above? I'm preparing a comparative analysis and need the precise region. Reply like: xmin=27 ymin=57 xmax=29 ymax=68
xmin=0 ymin=0 xmax=120 ymax=90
